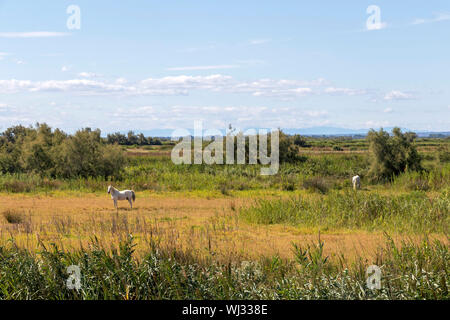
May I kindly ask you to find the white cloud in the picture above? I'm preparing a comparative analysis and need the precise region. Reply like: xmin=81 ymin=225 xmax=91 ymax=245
xmin=366 ymin=22 xmax=388 ymax=31
xmin=61 ymin=66 xmax=70 ymax=72
xmin=0 ymin=79 xmax=126 ymax=94
xmin=109 ymin=105 xmax=330 ymax=130
xmin=167 ymin=65 xmax=239 ymax=71
xmin=252 ymin=87 xmax=312 ymax=98
xmin=412 ymin=12 xmax=450 ymax=25
xmin=0 ymin=52 xmax=10 ymax=60
xmin=78 ymin=72 xmax=102 ymax=78
xmin=384 ymin=90 xmax=415 ymax=101
xmin=230 ymin=78 xmax=325 ymax=96
xmin=0 ymin=75 xmax=370 ymax=101
xmin=115 ymin=78 xmax=128 ymax=84
xmin=325 ymin=87 xmax=367 ymax=96
xmin=383 ymin=107 xmax=393 ymax=113
xmin=0 ymin=32 xmax=70 ymax=38
xmin=140 ymin=74 xmax=233 ymax=91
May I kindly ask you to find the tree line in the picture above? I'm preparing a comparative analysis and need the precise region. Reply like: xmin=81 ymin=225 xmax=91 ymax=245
xmin=0 ymin=124 xmax=126 ymax=179
xmin=0 ymin=123 xmax=424 ymax=181
xmin=106 ymin=131 xmax=164 ymax=146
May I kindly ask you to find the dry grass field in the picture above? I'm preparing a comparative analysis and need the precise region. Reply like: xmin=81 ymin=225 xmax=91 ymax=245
xmin=1 ymin=191 xmax=447 ymax=265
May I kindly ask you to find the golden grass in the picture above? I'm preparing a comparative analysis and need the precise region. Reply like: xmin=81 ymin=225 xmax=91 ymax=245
xmin=1 ymin=192 xmax=447 ymax=264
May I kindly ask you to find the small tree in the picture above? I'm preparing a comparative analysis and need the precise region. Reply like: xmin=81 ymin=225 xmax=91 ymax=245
xmin=367 ymin=127 xmax=422 ymax=180
xmin=292 ymin=134 xmax=309 ymax=147
xmin=278 ymin=131 xmax=303 ymax=163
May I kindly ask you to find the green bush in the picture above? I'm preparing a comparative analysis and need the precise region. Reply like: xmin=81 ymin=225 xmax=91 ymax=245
xmin=367 ymin=128 xmax=422 ymax=180
xmin=0 ymin=124 xmax=126 ymax=179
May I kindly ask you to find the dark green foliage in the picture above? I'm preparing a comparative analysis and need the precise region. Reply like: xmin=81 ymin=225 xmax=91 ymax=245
xmin=278 ymin=131 xmax=305 ymax=164
xmin=292 ymin=134 xmax=309 ymax=147
xmin=107 ymin=131 xmax=166 ymax=146
xmin=367 ymin=127 xmax=422 ymax=180
xmin=0 ymin=124 xmax=126 ymax=179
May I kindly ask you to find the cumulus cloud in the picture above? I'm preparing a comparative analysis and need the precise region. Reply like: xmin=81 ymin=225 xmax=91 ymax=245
xmin=325 ymin=87 xmax=367 ymax=96
xmin=252 ymin=88 xmax=312 ymax=98
xmin=78 ymin=72 xmax=102 ymax=78
xmin=112 ymin=105 xmax=330 ymax=130
xmin=383 ymin=107 xmax=393 ymax=113
xmin=230 ymin=78 xmax=326 ymax=98
xmin=140 ymin=74 xmax=232 ymax=89
xmin=115 ymin=78 xmax=128 ymax=84
xmin=0 ymin=74 xmax=375 ymax=101
xmin=384 ymin=90 xmax=415 ymax=101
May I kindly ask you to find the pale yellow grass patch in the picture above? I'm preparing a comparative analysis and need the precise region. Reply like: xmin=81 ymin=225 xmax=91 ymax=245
xmin=0 ymin=193 xmax=446 ymax=263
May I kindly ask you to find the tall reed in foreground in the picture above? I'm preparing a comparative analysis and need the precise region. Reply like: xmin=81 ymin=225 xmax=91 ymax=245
xmin=0 ymin=235 xmax=447 ymax=300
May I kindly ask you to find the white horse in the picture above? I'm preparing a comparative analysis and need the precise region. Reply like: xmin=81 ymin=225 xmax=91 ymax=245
xmin=352 ymin=175 xmax=361 ymax=190
xmin=107 ymin=185 xmax=136 ymax=209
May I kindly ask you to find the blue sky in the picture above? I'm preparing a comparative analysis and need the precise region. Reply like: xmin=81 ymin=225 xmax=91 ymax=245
xmin=0 ymin=0 xmax=449 ymax=133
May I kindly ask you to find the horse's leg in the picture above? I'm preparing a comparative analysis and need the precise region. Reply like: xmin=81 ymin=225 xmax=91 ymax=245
xmin=114 ymin=199 xmax=117 ymax=208
xmin=128 ymin=198 xmax=133 ymax=209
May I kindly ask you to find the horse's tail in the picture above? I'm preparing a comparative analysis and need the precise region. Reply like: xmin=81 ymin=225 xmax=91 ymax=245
xmin=132 ymin=191 xmax=136 ymax=202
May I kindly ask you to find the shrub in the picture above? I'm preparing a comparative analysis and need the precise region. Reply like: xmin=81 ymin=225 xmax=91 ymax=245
xmin=278 ymin=131 xmax=304 ymax=164
xmin=367 ymin=127 xmax=422 ymax=180
xmin=0 ymin=124 xmax=127 ymax=179
xmin=3 ymin=180 xmax=34 ymax=193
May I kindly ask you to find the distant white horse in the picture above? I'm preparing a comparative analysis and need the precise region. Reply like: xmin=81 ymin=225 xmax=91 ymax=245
xmin=352 ymin=175 xmax=361 ymax=190
xmin=107 ymin=185 xmax=136 ymax=209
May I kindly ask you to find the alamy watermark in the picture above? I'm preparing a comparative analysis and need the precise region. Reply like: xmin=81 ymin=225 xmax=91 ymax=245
xmin=67 ymin=5 xmax=81 ymax=30
xmin=66 ymin=265 xmax=81 ymax=290
xmin=366 ymin=5 xmax=386 ymax=30
xmin=171 ymin=121 xmax=279 ymax=175
xmin=366 ymin=265 xmax=382 ymax=290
